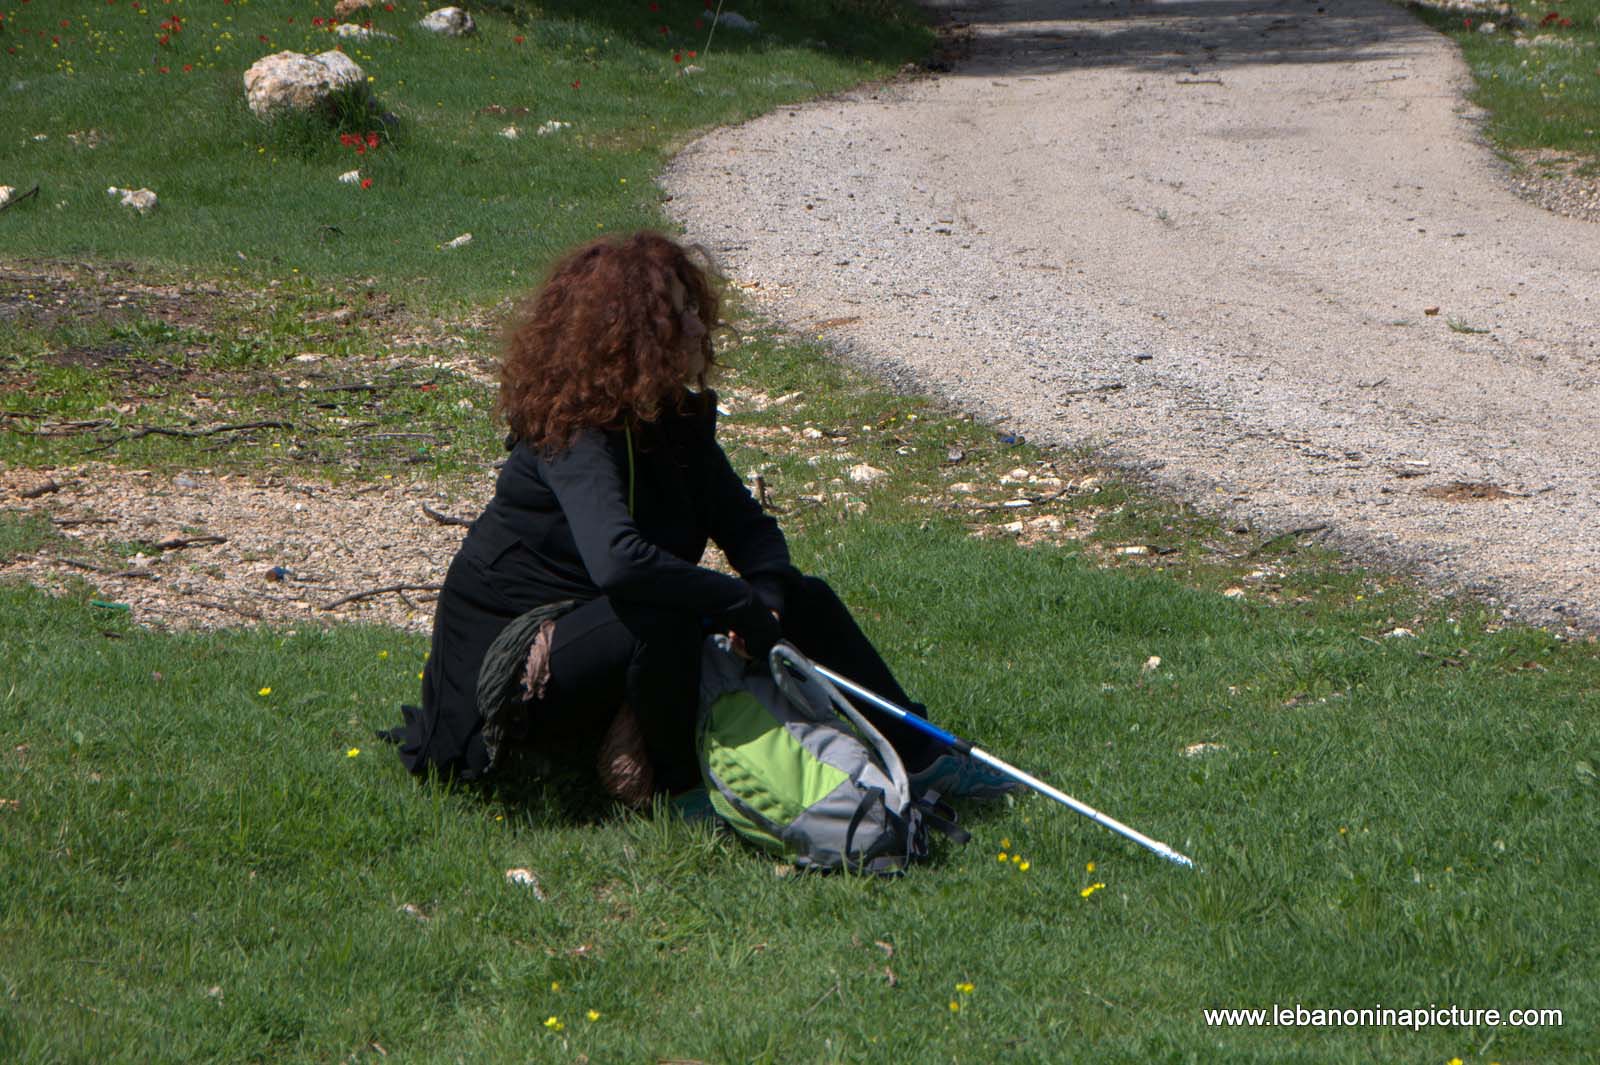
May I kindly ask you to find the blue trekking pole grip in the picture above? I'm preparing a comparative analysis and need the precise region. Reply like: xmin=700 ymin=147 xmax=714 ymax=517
xmin=811 ymin=663 xmax=1196 ymax=870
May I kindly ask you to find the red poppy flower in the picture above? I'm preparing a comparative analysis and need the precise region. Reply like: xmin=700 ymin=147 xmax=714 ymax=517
xmin=361 ymin=178 xmax=373 ymax=190
xmin=366 ymin=131 xmax=379 ymax=148
xmin=312 ymin=16 xmax=324 ymax=26
xmin=259 ymin=34 xmax=269 ymax=43
xmin=572 ymin=79 xmax=581 ymax=89
xmin=182 ymin=63 xmax=192 ymax=72
xmin=514 ymin=34 xmax=525 ymax=44
xmin=688 ymin=50 xmax=697 ymax=58
xmin=158 ymin=33 xmax=169 ymax=44
xmin=158 ymin=65 xmax=169 ymax=73
xmin=385 ymin=3 xmax=395 ymax=10
xmin=674 ymin=52 xmax=682 ymax=63
xmin=60 ymin=18 xmax=69 ymax=26
xmin=355 ymin=144 xmax=366 ymax=155
xmin=659 ymin=24 xmax=669 ymax=35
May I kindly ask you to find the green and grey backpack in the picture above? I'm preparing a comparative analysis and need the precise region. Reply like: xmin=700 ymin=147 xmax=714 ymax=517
xmin=697 ymin=639 xmax=963 ymax=875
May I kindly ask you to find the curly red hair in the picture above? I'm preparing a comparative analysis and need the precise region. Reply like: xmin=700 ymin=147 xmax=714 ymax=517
xmin=497 ymin=231 xmax=722 ymax=452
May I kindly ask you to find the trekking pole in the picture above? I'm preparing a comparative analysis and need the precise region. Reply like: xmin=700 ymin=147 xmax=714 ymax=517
xmin=812 ymin=664 xmax=1196 ymax=870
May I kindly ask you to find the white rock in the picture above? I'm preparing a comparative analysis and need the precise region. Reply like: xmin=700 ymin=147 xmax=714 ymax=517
xmin=1114 ymin=544 xmax=1151 ymax=556
xmin=680 ymin=64 xmax=704 ymax=76
xmin=338 ymin=169 xmax=362 ymax=185
xmin=243 ymin=50 xmax=366 ymax=117
xmin=1001 ymin=466 xmax=1031 ymax=483
xmin=1143 ymin=655 xmax=1162 ymax=672
xmin=1477 ymin=20 xmax=1497 ymax=32
xmin=717 ymin=10 xmax=759 ymax=31
xmin=1222 ymin=586 xmax=1246 ymax=599
xmin=443 ymin=232 xmax=473 ymax=250
xmin=0 ymin=186 xmax=14 ymax=207
xmin=1000 ymin=520 xmax=1026 ymax=535
xmin=419 ymin=6 xmax=475 ymax=36
xmin=1182 ymin=742 xmax=1227 ymax=758
xmin=499 ymin=125 xmax=520 ymax=140
xmin=848 ymin=463 xmax=887 ymax=484
xmin=106 ymin=186 xmax=158 ymax=213
xmin=333 ymin=0 xmax=373 ymax=17
xmin=536 ymin=119 xmax=571 ymax=136
xmin=503 ymin=867 xmax=546 ymax=899
xmin=1386 ymin=627 xmax=1418 ymax=639
xmin=948 ymin=482 xmax=977 ymax=493
xmin=334 ymin=23 xmax=396 ymax=41
xmin=801 ymin=427 xmax=824 ymax=440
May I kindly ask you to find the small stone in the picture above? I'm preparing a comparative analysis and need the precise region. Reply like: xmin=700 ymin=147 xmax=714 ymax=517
xmin=396 ymin=902 xmax=429 ymax=921
xmin=680 ymin=64 xmax=704 ymax=76
xmin=333 ymin=0 xmax=373 ymax=17
xmin=1222 ymin=586 xmax=1246 ymax=599
xmin=504 ymin=867 xmax=547 ymax=899
xmin=419 ymin=6 xmax=476 ymax=36
xmin=174 ymin=473 xmax=203 ymax=490
xmin=1143 ymin=655 xmax=1162 ymax=672
xmin=334 ymin=23 xmax=397 ymax=41
xmin=0 ymin=186 xmax=15 ymax=208
xmin=1001 ymin=467 xmax=1031 ymax=483
xmin=1477 ymin=21 xmax=1497 ymax=32
xmin=443 ymin=233 xmax=473 ymax=250
xmin=107 ymin=186 xmax=158 ymax=214
xmin=1182 ymin=742 xmax=1227 ymax=758
xmin=536 ymin=119 xmax=571 ymax=136
xmin=801 ymin=427 xmax=824 ymax=440
xmin=1115 ymin=545 xmax=1151 ymax=556
xmin=717 ymin=10 xmax=759 ymax=31
xmin=1386 ymin=627 xmax=1417 ymax=639
xmin=848 ymin=463 xmax=887 ymax=484
xmin=949 ymin=482 xmax=977 ymax=493
xmin=338 ymin=169 xmax=362 ymax=185
xmin=1000 ymin=520 xmax=1026 ymax=535
xmin=499 ymin=125 xmax=521 ymax=140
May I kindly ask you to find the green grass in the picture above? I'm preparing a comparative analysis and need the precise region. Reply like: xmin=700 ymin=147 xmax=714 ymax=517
xmin=5 ymin=1 xmax=1600 ymax=1060
xmin=1412 ymin=0 xmax=1600 ymax=165
xmin=3 ymin=525 xmax=1598 ymax=1063
xmin=0 ymin=0 xmax=934 ymax=306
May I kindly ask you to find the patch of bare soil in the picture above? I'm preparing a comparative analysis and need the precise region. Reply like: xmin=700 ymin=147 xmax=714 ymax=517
xmin=1 ymin=464 xmax=491 ymax=632
xmin=0 ymin=260 xmax=224 ymax=329
xmin=1508 ymin=149 xmax=1600 ymax=224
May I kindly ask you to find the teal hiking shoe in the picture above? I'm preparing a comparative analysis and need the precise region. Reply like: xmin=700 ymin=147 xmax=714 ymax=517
xmin=669 ymin=787 xmax=717 ymax=823
xmin=910 ymin=753 xmax=1022 ymax=801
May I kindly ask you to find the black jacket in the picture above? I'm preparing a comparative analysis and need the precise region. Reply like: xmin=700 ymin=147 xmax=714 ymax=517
xmin=467 ymin=389 xmax=793 ymax=618
xmin=397 ymin=390 xmax=796 ymax=778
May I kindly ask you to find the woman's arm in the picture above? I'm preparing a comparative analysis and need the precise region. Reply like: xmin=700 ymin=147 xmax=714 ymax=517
xmin=540 ymin=429 xmax=759 ymax=615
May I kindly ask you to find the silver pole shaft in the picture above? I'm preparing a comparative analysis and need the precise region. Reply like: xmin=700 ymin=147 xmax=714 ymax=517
xmin=815 ymin=664 xmax=1195 ymax=869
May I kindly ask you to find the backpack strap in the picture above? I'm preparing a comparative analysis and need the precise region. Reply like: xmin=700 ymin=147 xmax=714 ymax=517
xmin=768 ymin=643 xmax=912 ymax=803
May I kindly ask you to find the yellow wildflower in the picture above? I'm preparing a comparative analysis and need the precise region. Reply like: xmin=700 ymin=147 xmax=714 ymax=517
xmin=1020 ymin=861 xmax=1031 ymax=872
xmin=997 ymin=852 xmax=1008 ymax=863
xmin=346 ymin=748 xmax=360 ymax=758
xmin=550 ymin=981 xmax=561 ymax=992
xmin=1080 ymin=882 xmax=1106 ymax=899
xmin=543 ymin=1016 xmax=563 ymax=1032
xmin=1012 ymin=854 xmax=1021 ymax=864
xmin=948 ymin=1000 xmax=960 ymax=1013
xmin=1000 ymin=838 xmax=1011 ymax=849
xmin=955 ymin=982 xmax=974 ymax=994
xmin=378 ymin=650 xmax=389 ymax=660
xmin=587 ymin=1009 xmax=601 ymax=1022
xmin=1086 ymin=861 xmax=1096 ymax=873
xmin=257 ymin=687 xmax=272 ymax=697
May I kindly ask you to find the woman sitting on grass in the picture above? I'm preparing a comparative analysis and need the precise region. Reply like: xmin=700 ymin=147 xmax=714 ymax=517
xmin=390 ymin=231 xmax=1012 ymax=806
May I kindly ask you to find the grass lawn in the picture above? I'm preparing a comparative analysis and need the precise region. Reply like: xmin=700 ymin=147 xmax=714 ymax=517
xmin=4 ymin=1 xmax=1600 ymax=1062
xmin=1409 ymin=0 xmax=1600 ymax=170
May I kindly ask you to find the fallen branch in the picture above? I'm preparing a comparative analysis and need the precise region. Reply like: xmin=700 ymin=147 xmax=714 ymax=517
xmin=154 ymin=535 xmax=229 ymax=551
xmin=20 ymin=479 xmax=60 ymax=500
xmin=86 ymin=420 xmax=292 ymax=454
xmin=421 ymin=503 xmax=471 ymax=527
xmin=1176 ymin=77 xmax=1224 ymax=86
xmin=50 ymin=517 xmax=116 ymax=527
xmin=0 ymin=184 xmax=40 ymax=214
xmin=33 ymin=554 xmax=158 ymax=581
xmin=320 ymin=583 xmax=444 ymax=610
xmin=129 ymin=420 xmax=292 ymax=441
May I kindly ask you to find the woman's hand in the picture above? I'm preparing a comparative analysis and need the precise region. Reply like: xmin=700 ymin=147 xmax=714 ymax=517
xmin=726 ymin=600 xmax=782 ymax=660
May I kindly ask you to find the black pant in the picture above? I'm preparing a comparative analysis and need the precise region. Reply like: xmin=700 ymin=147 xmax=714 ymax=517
xmin=539 ymin=576 xmax=944 ymax=792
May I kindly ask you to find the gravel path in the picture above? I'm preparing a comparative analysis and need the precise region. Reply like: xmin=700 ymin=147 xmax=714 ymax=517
xmin=664 ymin=0 xmax=1600 ymax=631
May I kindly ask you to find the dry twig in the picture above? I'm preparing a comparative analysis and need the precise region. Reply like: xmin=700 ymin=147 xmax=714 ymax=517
xmin=320 ymin=583 xmax=444 ymax=610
